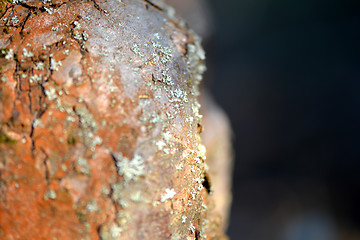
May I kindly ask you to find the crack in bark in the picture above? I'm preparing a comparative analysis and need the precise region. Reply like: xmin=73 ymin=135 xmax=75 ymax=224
xmin=19 ymin=2 xmax=44 ymax=12
xmin=1 ymin=5 xmax=13 ymax=26
xmin=142 ymin=0 xmax=163 ymax=11
xmin=195 ymin=229 xmax=200 ymax=240
xmin=39 ymin=147 xmax=50 ymax=184
xmin=19 ymin=10 xmax=33 ymax=39
xmin=36 ymin=87 xmax=48 ymax=118
xmin=29 ymin=109 xmax=35 ymax=157
xmin=91 ymin=0 xmax=106 ymax=13
xmin=202 ymin=171 xmax=211 ymax=194
xmin=97 ymin=225 xmax=104 ymax=240
xmin=19 ymin=1 xmax=68 ymax=13
xmin=101 ymin=152 xmax=125 ymax=239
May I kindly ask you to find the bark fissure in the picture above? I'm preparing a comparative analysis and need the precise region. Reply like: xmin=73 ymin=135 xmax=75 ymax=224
xmin=40 ymin=147 xmax=50 ymax=184
xmin=91 ymin=0 xmax=106 ymax=13
xmin=202 ymin=172 xmax=211 ymax=194
xmin=19 ymin=11 xmax=32 ymax=39
xmin=29 ymin=117 xmax=35 ymax=156
xmin=19 ymin=1 xmax=68 ymax=13
xmin=142 ymin=0 xmax=163 ymax=11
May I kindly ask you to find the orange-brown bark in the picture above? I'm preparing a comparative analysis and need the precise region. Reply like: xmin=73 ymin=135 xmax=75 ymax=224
xmin=0 ymin=1 xmax=230 ymax=239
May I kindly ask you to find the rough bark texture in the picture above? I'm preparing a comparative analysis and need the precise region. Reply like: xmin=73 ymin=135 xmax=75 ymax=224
xmin=0 ymin=0 xmax=229 ymax=239
xmin=162 ymin=0 xmax=233 ymax=230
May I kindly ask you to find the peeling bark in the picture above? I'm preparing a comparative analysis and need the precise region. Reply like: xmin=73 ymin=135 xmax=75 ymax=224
xmin=0 ymin=1 xmax=229 ymax=239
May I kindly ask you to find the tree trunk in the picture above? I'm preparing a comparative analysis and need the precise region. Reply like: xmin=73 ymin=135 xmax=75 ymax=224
xmin=0 ymin=1 xmax=230 ymax=239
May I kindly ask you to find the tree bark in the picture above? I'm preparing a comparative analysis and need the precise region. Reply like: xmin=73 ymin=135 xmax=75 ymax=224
xmin=0 ymin=1 xmax=230 ymax=239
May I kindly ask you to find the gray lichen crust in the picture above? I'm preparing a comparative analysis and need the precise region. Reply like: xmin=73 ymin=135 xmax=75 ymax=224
xmin=0 ymin=0 xmax=226 ymax=239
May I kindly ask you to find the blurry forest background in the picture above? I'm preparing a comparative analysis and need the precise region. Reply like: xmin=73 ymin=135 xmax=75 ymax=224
xmin=204 ymin=0 xmax=360 ymax=239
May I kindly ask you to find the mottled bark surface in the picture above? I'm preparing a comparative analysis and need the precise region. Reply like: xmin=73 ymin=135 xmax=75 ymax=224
xmin=163 ymin=0 xmax=233 ymax=230
xmin=0 ymin=0 xmax=228 ymax=239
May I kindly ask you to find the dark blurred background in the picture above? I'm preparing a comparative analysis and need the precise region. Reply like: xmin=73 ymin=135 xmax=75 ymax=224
xmin=203 ymin=0 xmax=360 ymax=239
